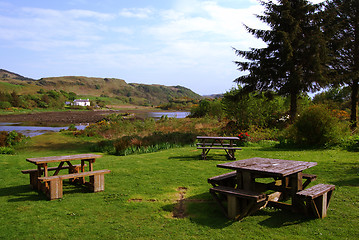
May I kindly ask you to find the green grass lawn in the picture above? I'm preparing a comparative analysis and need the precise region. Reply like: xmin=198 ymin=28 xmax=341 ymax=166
xmin=0 ymin=134 xmax=358 ymax=239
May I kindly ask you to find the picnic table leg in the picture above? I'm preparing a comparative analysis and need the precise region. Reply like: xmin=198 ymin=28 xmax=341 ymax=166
xmin=81 ymin=160 xmax=86 ymax=184
xmin=229 ymin=140 xmax=236 ymax=160
xmin=227 ymin=195 xmax=240 ymax=219
xmin=202 ymin=148 xmax=207 ymax=160
xmin=236 ymin=170 xmax=243 ymax=189
xmin=290 ymin=172 xmax=303 ymax=211
xmin=241 ymin=171 xmax=253 ymax=191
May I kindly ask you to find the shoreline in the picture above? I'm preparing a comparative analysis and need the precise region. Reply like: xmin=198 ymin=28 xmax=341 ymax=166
xmin=0 ymin=110 xmax=121 ymax=125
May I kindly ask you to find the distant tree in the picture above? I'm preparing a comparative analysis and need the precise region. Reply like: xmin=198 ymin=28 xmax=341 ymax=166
xmin=10 ymin=91 xmax=20 ymax=107
xmin=222 ymin=88 xmax=288 ymax=129
xmin=68 ymin=92 xmax=77 ymax=101
xmin=0 ymin=91 xmax=7 ymax=102
xmin=324 ymin=0 xmax=359 ymax=128
xmin=234 ymin=0 xmax=328 ymax=122
xmin=313 ymin=87 xmax=351 ymax=110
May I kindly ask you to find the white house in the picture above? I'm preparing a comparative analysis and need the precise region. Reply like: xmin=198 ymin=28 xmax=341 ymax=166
xmin=67 ymin=99 xmax=91 ymax=107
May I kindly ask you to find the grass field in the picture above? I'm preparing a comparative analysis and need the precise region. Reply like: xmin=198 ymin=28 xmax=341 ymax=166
xmin=0 ymin=133 xmax=358 ymax=239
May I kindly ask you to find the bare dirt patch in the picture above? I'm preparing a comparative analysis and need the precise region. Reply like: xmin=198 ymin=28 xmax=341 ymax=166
xmin=172 ymin=187 xmax=188 ymax=218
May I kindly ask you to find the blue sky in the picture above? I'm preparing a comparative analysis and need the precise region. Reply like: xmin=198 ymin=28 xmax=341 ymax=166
xmin=0 ymin=0 xmax=324 ymax=95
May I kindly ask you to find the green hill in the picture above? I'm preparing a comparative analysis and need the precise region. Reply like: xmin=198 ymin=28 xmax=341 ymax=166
xmin=0 ymin=69 xmax=201 ymax=106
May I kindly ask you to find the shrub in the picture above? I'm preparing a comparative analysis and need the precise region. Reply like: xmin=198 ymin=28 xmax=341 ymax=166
xmin=283 ymin=105 xmax=350 ymax=147
xmin=0 ymin=101 xmax=11 ymax=109
xmin=67 ymin=124 xmax=77 ymax=131
xmin=0 ymin=146 xmax=14 ymax=154
xmin=0 ymin=131 xmax=27 ymax=154
xmin=189 ymin=99 xmax=223 ymax=119
xmin=0 ymin=131 xmax=26 ymax=147
xmin=340 ymin=135 xmax=359 ymax=151
xmin=222 ymin=88 xmax=288 ymax=129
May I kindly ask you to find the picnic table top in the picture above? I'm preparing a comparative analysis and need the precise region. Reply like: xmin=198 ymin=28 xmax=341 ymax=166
xmin=217 ymin=157 xmax=317 ymax=177
xmin=197 ymin=136 xmax=239 ymax=140
xmin=26 ymin=154 xmax=102 ymax=165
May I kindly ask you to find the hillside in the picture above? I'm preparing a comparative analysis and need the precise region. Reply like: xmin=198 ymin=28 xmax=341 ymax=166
xmin=0 ymin=69 xmax=201 ymax=106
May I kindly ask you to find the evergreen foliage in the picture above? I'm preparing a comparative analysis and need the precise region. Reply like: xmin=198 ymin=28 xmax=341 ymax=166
xmin=234 ymin=0 xmax=328 ymax=122
xmin=324 ymin=0 xmax=359 ymax=128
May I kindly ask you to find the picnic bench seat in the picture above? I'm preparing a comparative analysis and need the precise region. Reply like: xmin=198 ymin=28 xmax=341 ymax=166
xmin=302 ymin=173 xmax=317 ymax=189
xmin=210 ymin=186 xmax=267 ymax=220
xmin=196 ymin=143 xmax=237 ymax=146
xmin=197 ymin=146 xmax=241 ymax=150
xmin=296 ymin=183 xmax=335 ymax=218
xmin=208 ymin=171 xmax=237 ymax=187
xmin=21 ymin=164 xmax=85 ymax=189
xmin=38 ymin=169 xmax=111 ymax=200
xmin=208 ymin=172 xmax=316 ymax=189
xmin=197 ymin=146 xmax=242 ymax=160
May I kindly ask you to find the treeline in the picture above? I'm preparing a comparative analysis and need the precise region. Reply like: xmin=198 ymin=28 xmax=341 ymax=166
xmin=158 ymin=97 xmax=200 ymax=110
xmin=0 ymin=90 xmax=77 ymax=109
xmin=189 ymin=86 xmax=356 ymax=148
xmin=233 ymin=0 xmax=359 ymax=129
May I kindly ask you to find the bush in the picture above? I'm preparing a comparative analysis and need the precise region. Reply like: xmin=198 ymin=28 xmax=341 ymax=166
xmin=189 ymin=99 xmax=223 ymax=119
xmin=222 ymin=88 xmax=288 ymax=129
xmin=0 ymin=131 xmax=27 ymax=154
xmin=340 ymin=135 xmax=359 ymax=151
xmin=67 ymin=124 xmax=77 ymax=131
xmin=0 ymin=101 xmax=11 ymax=109
xmin=283 ymin=105 xmax=350 ymax=147
xmin=0 ymin=146 xmax=14 ymax=154
xmin=0 ymin=131 xmax=26 ymax=147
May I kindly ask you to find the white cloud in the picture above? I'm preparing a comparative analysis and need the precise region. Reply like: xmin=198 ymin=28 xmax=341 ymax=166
xmin=119 ymin=8 xmax=153 ymax=19
xmin=0 ymin=0 xmax=270 ymax=94
xmin=0 ymin=7 xmax=117 ymax=51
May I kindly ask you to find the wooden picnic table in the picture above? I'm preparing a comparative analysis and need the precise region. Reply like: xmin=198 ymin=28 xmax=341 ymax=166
xmin=23 ymin=154 xmax=110 ymax=200
xmin=196 ymin=136 xmax=241 ymax=160
xmin=212 ymin=157 xmax=318 ymax=219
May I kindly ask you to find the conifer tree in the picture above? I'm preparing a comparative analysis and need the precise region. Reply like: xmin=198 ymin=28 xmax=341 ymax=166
xmin=234 ymin=0 xmax=328 ymax=121
xmin=325 ymin=0 xmax=359 ymax=129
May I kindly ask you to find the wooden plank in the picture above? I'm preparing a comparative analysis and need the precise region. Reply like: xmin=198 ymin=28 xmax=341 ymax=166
xmin=38 ymin=171 xmax=100 ymax=182
xmin=90 ymin=174 xmax=105 ymax=192
xmin=296 ymin=184 xmax=335 ymax=199
xmin=197 ymin=147 xmax=242 ymax=150
xmin=48 ymin=177 xmax=63 ymax=200
xmin=208 ymin=171 xmax=236 ymax=182
xmin=197 ymin=143 xmax=236 ymax=146
xmin=197 ymin=136 xmax=239 ymax=140
xmin=53 ymin=162 xmax=65 ymax=176
xmin=58 ymin=169 xmax=111 ymax=180
xmin=217 ymin=157 xmax=317 ymax=177
xmin=27 ymin=154 xmax=102 ymax=164
xmin=210 ymin=186 xmax=266 ymax=201
xmin=21 ymin=164 xmax=86 ymax=174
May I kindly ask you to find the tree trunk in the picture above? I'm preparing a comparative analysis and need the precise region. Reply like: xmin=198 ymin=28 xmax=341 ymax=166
xmin=289 ymin=92 xmax=298 ymax=123
xmin=350 ymin=79 xmax=358 ymax=129
xmin=352 ymin=4 xmax=359 ymax=130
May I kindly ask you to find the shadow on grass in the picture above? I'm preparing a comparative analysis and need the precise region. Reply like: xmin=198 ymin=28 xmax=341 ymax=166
xmin=256 ymin=209 xmax=311 ymax=228
xmin=161 ymin=191 xmax=312 ymax=229
xmin=23 ymin=142 xmax=97 ymax=153
xmin=254 ymin=146 xmax=327 ymax=152
xmin=0 ymin=184 xmax=46 ymax=202
xmin=1 ymin=182 xmax=94 ymax=202
xmin=168 ymin=154 xmax=231 ymax=161
xmin=333 ymin=177 xmax=359 ymax=187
